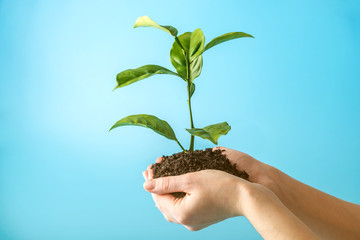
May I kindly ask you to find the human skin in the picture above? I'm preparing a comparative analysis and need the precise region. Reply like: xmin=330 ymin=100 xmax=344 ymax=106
xmin=143 ymin=169 xmax=319 ymax=239
xmin=143 ymin=147 xmax=360 ymax=239
xmin=210 ymin=146 xmax=360 ymax=240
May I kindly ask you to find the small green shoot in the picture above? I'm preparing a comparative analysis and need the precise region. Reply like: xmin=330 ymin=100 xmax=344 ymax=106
xmin=110 ymin=16 xmax=254 ymax=152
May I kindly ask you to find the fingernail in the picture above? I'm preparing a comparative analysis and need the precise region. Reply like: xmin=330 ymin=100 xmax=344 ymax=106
xmin=144 ymin=180 xmax=155 ymax=191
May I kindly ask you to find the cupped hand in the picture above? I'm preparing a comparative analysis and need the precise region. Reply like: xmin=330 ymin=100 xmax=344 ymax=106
xmin=212 ymin=147 xmax=284 ymax=201
xmin=143 ymin=168 xmax=251 ymax=231
xmin=212 ymin=146 xmax=268 ymax=183
xmin=142 ymin=147 xmax=282 ymax=231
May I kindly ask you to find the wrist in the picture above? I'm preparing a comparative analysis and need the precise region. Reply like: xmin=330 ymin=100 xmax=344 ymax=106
xmin=238 ymin=183 xmax=320 ymax=240
xmin=234 ymin=180 xmax=260 ymax=217
xmin=239 ymin=181 xmax=283 ymax=217
xmin=233 ymin=162 xmax=287 ymax=217
xmin=256 ymin=163 xmax=284 ymax=194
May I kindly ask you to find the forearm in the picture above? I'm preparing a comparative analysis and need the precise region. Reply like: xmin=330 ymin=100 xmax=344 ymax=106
xmin=265 ymin=165 xmax=360 ymax=240
xmin=241 ymin=184 xmax=319 ymax=240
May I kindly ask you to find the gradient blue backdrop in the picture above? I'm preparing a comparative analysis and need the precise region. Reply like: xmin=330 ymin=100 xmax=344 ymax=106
xmin=1 ymin=0 xmax=359 ymax=239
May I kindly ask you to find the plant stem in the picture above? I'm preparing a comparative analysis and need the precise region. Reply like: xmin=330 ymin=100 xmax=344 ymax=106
xmin=176 ymin=140 xmax=186 ymax=152
xmin=185 ymin=55 xmax=195 ymax=152
xmin=187 ymin=84 xmax=195 ymax=151
xmin=175 ymin=36 xmax=195 ymax=151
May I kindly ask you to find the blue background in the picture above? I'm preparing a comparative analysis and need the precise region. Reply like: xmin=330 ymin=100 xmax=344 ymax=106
xmin=1 ymin=0 xmax=359 ymax=239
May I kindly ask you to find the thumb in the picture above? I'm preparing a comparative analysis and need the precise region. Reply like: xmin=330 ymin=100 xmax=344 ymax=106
xmin=143 ymin=175 xmax=191 ymax=194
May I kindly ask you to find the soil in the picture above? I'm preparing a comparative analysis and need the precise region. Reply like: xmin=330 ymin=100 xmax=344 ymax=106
xmin=151 ymin=148 xmax=249 ymax=198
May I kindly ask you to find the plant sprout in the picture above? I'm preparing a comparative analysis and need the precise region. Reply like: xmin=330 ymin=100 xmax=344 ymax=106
xmin=110 ymin=16 xmax=254 ymax=152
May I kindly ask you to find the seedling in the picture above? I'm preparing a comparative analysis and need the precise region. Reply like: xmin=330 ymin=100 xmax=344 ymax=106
xmin=110 ymin=16 xmax=253 ymax=152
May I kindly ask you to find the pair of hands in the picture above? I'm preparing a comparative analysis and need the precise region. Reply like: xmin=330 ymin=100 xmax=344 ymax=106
xmin=142 ymin=146 xmax=278 ymax=231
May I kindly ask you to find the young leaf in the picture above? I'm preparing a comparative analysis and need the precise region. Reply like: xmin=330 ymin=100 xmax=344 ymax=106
xmin=170 ymin=32 xmax=203 ymax=82
xmin=204 ymin=32 xmax=254 ymax=52
xmin=190 ymin=56 xmax=203 ymax=82
xmin=110 ymin=114 xmax=179 ymax=141
xmin=189 ymin=83 xmax=195 ymax=98
xmin=134 ymin=16 xmax=178 ymax=36
xmin=170 ymin=32 xmax=191 ymax=79
xmin=114 ymin=65 xmax=178 ymax=90
xmin=189 ymin=29 xmax=205 ymax=62
xmin=186 ymin=122 xmax=231 ymax=145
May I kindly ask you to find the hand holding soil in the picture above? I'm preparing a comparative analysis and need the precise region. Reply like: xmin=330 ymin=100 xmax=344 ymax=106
xmin=143 ymin=147 xmax=360 ymax=240
xmin=143 ymin=159 xmax=319 ymax=239
xmin=144 ymin=168 xmax=248 ymax=231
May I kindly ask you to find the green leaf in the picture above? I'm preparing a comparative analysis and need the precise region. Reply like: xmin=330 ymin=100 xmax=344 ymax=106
xmin=190 ymin=55 xmax=202 ymax=82
xmin=170 ymin=32 xmax=190 ymax=79
xmin=186 ymin=122 xmax=231 ymax=144
xmin=189 ymin=29 xmax=205 ymax=62
xmin=134 ymin=16 xmax=178 ymax=36
xmin=114 ymin=65 xmax=178 ymax=90
xmin=189 ymin=83 xmax=195 ymax=98
xmin=110 ymin=114 xmax=178 ymax=141
xmin=170 ymin=32 xmax=203 ymax=82
xmin=204 ymin=32 xmax=254 ymax=52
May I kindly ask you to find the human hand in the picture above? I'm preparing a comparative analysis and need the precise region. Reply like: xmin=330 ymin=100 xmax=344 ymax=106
xmin=142 ymin=168 xmax=319 ymax=239
xmin=142 ymin=146 xmax=279 ymax=229
xmin=212 ymin=146 xmax=269 ymax=183
xmin=142 ymin=146 xmax=284 ymax=231
xmin=142 ymin=168 xmax=250 ymax=231
xmin=212 ymin=146 xmax=284 ymax=201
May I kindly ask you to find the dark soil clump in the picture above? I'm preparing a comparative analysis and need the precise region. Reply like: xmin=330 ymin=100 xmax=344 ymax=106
xmin=151 ymin=148 xmax=249 ymax=198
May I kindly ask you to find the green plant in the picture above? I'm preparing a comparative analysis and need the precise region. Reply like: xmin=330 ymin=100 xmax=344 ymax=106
xmin=110 ymin=16 xmax=253 ymax=152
